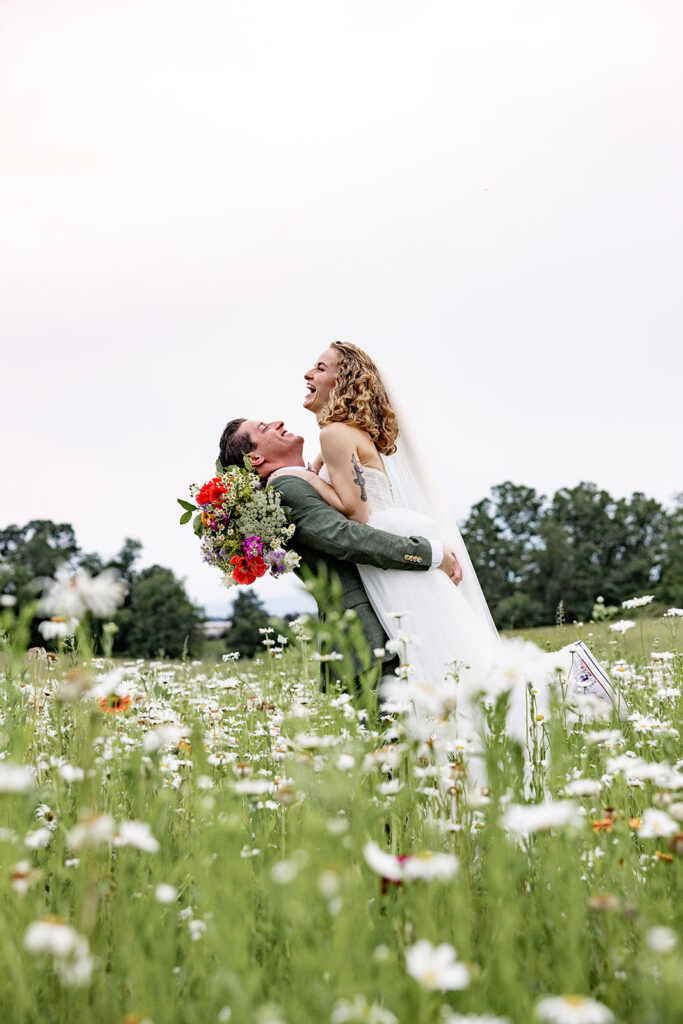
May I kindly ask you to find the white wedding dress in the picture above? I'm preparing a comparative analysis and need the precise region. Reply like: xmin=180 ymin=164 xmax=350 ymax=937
xmin=318 ymin=463 xmax=622 ymax=743
xmin=320 ymin=464 xmax=499 ymax=680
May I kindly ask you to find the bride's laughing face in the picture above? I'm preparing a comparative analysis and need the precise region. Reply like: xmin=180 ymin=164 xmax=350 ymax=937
xmin=303 ymin=347 xmax=338 ymax=416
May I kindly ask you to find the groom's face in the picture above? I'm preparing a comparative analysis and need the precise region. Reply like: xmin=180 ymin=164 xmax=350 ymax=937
xmin=303 ymin=347 xmax=338 ymax=415
xmin=241 ymin=419 xmax=303 ymax=474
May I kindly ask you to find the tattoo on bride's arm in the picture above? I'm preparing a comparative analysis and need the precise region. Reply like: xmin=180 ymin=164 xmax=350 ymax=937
xmin=351 ymin=454 xmax=368 ymax=502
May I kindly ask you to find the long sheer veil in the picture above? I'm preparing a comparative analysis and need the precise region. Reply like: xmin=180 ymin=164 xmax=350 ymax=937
xmin=378 ymin=365 xmax=500 ymax=643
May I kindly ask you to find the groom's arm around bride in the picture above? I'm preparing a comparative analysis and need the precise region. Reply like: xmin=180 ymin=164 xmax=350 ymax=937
xmin=272 ymin=472 xmax=444 ymax=686
xmin=218 ymin=416 xmax=459 ymax=691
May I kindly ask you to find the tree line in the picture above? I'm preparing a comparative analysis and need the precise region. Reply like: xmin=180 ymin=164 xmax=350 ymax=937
xmin=0 ymin=522 xmax=204 ymax=658
xmin=1 ymin=482 xmax=680 ymax=658
xmin=461 ymin=482 xmax=682 ymax=628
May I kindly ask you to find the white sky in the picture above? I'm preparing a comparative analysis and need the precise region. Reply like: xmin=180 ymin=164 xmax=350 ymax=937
xmin=2 ymin=0 xmax=682 ymax=617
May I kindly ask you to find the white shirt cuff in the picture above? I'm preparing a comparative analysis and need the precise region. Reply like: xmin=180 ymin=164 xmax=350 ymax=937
xmin=429 ymin=539 xmax=443 ymax=568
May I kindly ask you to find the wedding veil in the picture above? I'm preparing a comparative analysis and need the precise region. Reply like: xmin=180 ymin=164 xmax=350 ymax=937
xmin=378 ymin=365 xmax=500 ymax=643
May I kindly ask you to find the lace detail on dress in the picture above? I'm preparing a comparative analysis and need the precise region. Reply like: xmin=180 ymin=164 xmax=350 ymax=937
xmin=319 ymin=464 xmax=394 ymax=514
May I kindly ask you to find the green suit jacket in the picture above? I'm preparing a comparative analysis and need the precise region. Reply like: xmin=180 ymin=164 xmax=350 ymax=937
xmin=271 ymin=474 xmax=433 ymax=677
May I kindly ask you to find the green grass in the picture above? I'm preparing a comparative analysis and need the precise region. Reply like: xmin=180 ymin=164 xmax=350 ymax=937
xmin=503 ymin=613 xmax=674 ymax=663
xmin=0 ymin=616 xmax=681 ymax=1024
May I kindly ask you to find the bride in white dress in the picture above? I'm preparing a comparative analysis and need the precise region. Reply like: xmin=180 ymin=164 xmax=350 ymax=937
xmin=287 ymin=341 xmax=625 ymax=740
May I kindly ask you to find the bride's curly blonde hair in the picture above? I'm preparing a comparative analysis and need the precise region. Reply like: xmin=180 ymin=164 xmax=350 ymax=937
xmin=318 ymin=341 xmax=399 ymax=455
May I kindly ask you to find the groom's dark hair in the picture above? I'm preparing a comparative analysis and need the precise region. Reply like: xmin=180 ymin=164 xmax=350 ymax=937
xmin=218 ymin=418 xmax=256 ymax=468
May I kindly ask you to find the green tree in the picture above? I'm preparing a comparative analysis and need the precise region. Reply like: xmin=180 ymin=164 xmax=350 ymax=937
xmin=120 ymin=566 xmax=203 ymax=659
xmin=106 ymin=538 xmax=143 ymax=585
xmin=0 ymin=520 xmax=80 ymax=606
xmin=494 ymin=591 xmax=547 ymax=630
xmin=461 ymin=483 xmax=545 ymax=628
xmin=605 ymin=492 xmax=667 ymax=602
xmin=110 ymin=539 xmax=144 ymax=652
xmin=658 ymin=494 xmax=683 ymax=606
xmin=463 ymin=482 xmax=671 ymax=628
xmin=539 ymin=484 xmax=667 ymax=621
xmin=224 ymin=589 xmax=271 ymax=659
xmin=0 ymin=520 xmax=86 ymax=645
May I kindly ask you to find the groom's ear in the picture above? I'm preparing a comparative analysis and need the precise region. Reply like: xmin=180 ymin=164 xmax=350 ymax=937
xmin=248 ymin=451 xmax=265 ymax=468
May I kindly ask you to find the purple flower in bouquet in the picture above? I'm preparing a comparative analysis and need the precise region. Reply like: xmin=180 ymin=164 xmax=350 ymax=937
xmin=265 ymin=550 xmax=287 ymax=576
xmin=242 ymin=536 xmax=263 ymax=560
xmin=200 ymin=535 xmax=222 ymax=566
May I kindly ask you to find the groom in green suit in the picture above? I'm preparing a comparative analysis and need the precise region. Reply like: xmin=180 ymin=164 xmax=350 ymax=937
xmin=218 ymin=417 xmax=461 ymax=689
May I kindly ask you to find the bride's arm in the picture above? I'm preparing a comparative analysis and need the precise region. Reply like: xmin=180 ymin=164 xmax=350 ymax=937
xmin=319 ymin=423 xmax=369 ymax=524
xmin=272 ymin=426 xmax=370 ymax=523
xmin=270 ymin=468 xmax=352 ymax=518
xmin=310 ymin=452 xmax=324 ymax=474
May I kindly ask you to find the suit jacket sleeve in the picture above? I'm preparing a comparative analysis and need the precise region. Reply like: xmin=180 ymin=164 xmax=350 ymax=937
xmin=273 ymin=476 xmax=433 ymax=571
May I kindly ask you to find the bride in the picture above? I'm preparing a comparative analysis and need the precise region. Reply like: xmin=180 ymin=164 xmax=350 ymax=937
xmin=272 ymin=341 xmax=626 ymax=737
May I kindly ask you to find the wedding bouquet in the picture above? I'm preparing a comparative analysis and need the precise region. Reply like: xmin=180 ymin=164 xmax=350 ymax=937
xmin=178 ymin=460 xmax=300 ymax=587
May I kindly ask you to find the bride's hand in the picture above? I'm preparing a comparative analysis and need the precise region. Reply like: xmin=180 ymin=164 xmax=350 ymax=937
xmin=439 ymin=550 xmax=463 ymax=586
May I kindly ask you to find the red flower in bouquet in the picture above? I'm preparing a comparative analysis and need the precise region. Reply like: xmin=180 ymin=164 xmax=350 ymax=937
xmin=197 ymin=477 xmax=228 ymax=507
xmin=250 ymin=556 xmax=268 ymax=579
xmin=230 ymin=555 xmax=268 ymax=586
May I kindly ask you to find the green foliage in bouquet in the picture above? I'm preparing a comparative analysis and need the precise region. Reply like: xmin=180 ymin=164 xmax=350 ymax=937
xmin=177 ymin=458 xmax=299 ymax=587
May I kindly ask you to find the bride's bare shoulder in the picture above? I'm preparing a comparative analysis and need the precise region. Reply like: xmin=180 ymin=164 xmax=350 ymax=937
xmin=319 ymin=422 xmax=383 ymax=472
xmin=319 ymin=422 xmax=369 ymax=448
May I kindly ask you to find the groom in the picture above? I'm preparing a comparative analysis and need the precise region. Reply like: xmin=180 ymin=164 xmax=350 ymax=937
xmin=218 ymin=417 xmax=462 ymax=688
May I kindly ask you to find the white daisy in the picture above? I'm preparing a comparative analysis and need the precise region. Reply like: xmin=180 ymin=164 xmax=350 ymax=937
xmin=535 ymin=994 xmax=614 ymax=1024
xmin=405 ymin=939 xmax=469 ymax=991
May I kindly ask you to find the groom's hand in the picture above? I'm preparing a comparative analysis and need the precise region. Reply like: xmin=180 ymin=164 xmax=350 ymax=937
xmin=439 ymin=550 xmax=463 ymax=586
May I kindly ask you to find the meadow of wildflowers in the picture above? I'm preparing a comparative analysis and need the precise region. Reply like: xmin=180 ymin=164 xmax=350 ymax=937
xmin=0 ymin=592 xmax=681 ymax=1024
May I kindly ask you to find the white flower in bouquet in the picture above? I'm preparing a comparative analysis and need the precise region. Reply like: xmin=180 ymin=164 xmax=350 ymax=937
xmin=284 ymin=549 xmax=301 ymax=571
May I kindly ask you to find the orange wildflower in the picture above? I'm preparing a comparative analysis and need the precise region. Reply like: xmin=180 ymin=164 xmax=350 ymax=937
xmin=669 ymin=833 xmax=683 ymax=856
xmin=99 ymin=694 xmax=131 ymax=714
xmin=587 ymin=893 xmax=620 ymax=911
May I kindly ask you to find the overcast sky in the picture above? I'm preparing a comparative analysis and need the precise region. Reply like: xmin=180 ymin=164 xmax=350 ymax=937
xmin=2 ymin=0 xmax=682 ymax=618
